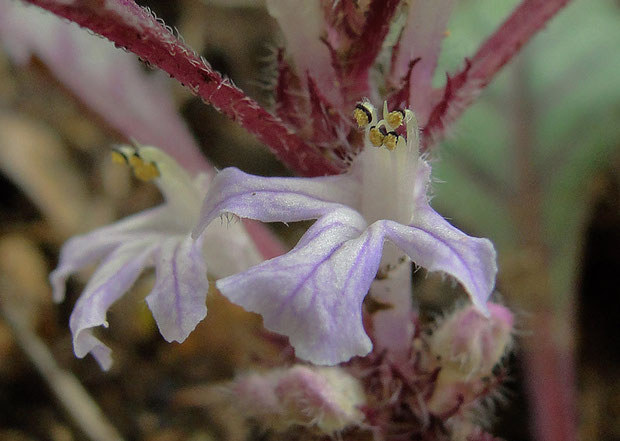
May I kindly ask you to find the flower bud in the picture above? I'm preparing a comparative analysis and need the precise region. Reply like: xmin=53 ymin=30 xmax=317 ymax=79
xmin=232 ymin=365 xmax=366 ymax=434
xmin=427 ymin=302 xmax=514 ymax=414
xmin=430 ymin=303 xmax=514 ymax=380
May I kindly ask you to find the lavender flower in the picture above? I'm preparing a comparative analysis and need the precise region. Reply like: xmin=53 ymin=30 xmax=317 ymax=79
xmin=51 ymin=146 xmax=262 ymax=370
xmin=193 ymin=102 xmax=497 ymax=365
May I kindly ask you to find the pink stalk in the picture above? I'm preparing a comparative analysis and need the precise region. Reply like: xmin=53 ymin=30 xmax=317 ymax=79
xmin=422 ymin=0 xmax=572 ymax=150
xmin=523 ymin=312 xmax=577 ymax=441
xmin=510 ymin=53 xmax=577 ymax=441
xmin=22 ymin=0 xmax=340 ymax=177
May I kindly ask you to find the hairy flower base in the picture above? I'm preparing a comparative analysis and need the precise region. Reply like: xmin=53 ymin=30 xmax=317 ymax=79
xmin=225 ymin=315 xmax=511 ymax=441
xmin=195 ymin=103 xmax=497 ymax=365
xmin=346 ymin=313 xmax=511 ymax=441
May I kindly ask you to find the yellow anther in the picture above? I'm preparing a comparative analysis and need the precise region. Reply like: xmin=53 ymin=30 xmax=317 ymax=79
xmin=383 ymin=132 xmax=399 ymax=151
xmin=133 ymin=161 xmax=160 ymax=182
xmin=111 ymin=150 xmax=128 ymax=165
xmin=129 ymin=154 xmax=160 ymax=182
xmin=354 ymin=107 xmax=370 ymax=127
xmin=444 ymin=29 xmax=451 ymax=38
xmin=353 ymin=103 xmax=373 ymax=128
xmin=368 ymin=126 xmax=385 ymax=147
xmin=386 ymin=110 xmax=404 ymax=129
xmin=128 ymin=154 xmax=143 ymax=169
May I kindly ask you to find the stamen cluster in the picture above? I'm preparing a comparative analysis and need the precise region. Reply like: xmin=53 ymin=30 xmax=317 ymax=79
xmin=354 ymin=101 xmax=412 ymax=151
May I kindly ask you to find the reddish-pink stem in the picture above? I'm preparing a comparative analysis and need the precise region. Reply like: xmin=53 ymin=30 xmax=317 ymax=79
xmin=523 ymin=313 xmax=578 ymax=441
xmin=423 ymin=0 xmax=572 ymax=149
xmin=22 ymin=0 xmax=339 ymax=177
xmin=510 ymin=55 xmax=577 ymax=441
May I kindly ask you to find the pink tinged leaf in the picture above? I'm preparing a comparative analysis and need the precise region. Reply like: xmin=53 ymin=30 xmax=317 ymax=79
xmin=390 ymin=0 xmax=455 ymax=123
xmin=193 ymin=167 xmax=357 ymax=237
xmin=146 ymin=236 xmax=208 ymax=343
xmin=216 ymin=209 xmax=379 ymax=365
xmin=322 ymin=0 xmax=366 ymax=48
xmin=307 ymin=75 xmax=349 ymax=150
xmin=273 ymin=49 xmax=307 ymax=130
xmin=344 ymin=0 xmax=400 ymax=88
xmin=422 ymin=65 xmax=469 ymax=147
xmin=387 ymin=57 xmax=421 ymax=110
xmin=320 ymin=34 xmax=345 ymax=81
xmin=69 ymin=240 xmax=158 ymax=370
xmin=267 ymin=0 xmax=344 ymax=108
xmin=423 ymin=0 xmax=572 ymax=149
xmin=382 ymin=209 xmax=497 ymax=313
xmin=22 ymin=0 xmax=339 ymax=177
xmin=50 ymin=207 xmax=168 ymax=303
xmin=0 ymin=0 xmax=209 ymax=174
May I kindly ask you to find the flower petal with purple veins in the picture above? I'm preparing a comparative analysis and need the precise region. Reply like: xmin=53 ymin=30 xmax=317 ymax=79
xmin=50 ymin=145 xmax=268 ymax=370
xmin=198 ymin=102 xmax=498 ymax=363
xmin=382 ymin=208 xmax=497 ymax=313
xmin=194 ymin=167 xmax=357 ymax=236
xmin=216 ymin=209 xmax=382 ymax=365
xmin=50 ymin=206 xmax=167 ymax=302
xmin=70 ymin=240 xmax=158 ymax=370
xmin=146 ymin=235 xmax=209 ymax=343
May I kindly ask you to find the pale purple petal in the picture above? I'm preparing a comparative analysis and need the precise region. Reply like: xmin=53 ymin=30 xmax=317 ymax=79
xmin=73 ymin=332 xmax=114 ymax=371
xmin=70 ymin=240 xmax=157 ymax=370
xmin=194 ymin=167 xmax=356 ymax=237
xmin=50 ymin=206 xmax=167 ymax=302
xmin=146 ymin=236 xmax=209 ymax=343
xmin=391 ymin=0 xmax=455 ymax=121
xmin=216 ymin=209 xmax=382 ymax=365
xmin=0 ymin=0 xmax=209 ymax=173
xmin=201 ymin=220 xmax=264 ymax=278
xmin=381 ymin=209 xmax=497 ymax=312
